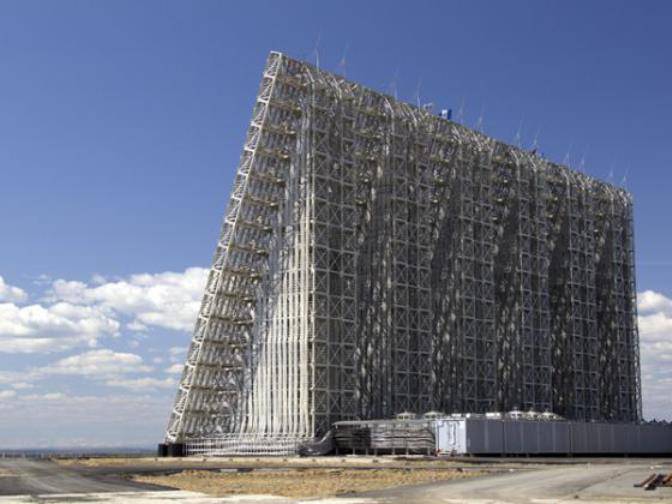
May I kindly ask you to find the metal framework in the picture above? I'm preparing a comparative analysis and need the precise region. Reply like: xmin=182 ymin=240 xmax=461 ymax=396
xmin=165 ymin=52 xmax=641 ymax=452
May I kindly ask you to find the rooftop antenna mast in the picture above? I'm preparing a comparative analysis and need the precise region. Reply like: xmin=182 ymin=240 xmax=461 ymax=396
xmin=338 ymin=42 xmax=350 ymax=77
xmin=455 ymin=97 xmax=466 ymax=123
xmin=607 ymin=159 xmax=615 ymax=183
xmin=578 ymin=146 xmax=589 ymax=173
xmin=312 ymin=32 xmax=322 ymax=69
xmin=563 ymin=141 xmax=574 ymax=167
xmin=621 ymin=165 xmax=630 ymax=189
xmin=475 ymin=104 xmax=485 ymax=132
xmin=414 ymin=78 xmax=423 ymax=108
xmin=514 ymin=119 xmax=524 ymax=147
xmin=530 ymin=128 xmax=541 ymax=151
xmin=389 ymin=67 xmax=400 ymax=100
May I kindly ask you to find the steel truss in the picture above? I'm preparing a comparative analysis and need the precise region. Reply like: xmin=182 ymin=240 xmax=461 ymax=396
xmin=165 ymin=52 xmax=641 ymax=451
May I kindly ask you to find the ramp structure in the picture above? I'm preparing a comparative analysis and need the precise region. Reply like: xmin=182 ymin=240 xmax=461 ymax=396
xmin=164 ymin=52 xmax=641 ymax=455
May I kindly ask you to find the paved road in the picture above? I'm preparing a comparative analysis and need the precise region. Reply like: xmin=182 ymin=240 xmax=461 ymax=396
xmin=0 ymin=458 xmax=168 ymax=496
xmin=359 ymin=462 xmax=672 ymax=503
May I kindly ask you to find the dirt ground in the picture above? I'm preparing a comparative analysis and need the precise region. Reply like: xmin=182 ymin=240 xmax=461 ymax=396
xmin=132 ymin=467 xmax=483 ymax=498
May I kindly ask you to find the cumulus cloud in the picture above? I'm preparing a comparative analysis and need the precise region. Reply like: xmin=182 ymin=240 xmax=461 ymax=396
xmin=49 ymin=267 xmax=207 ymax=332
xmin=127 ymin=321 xmax=148 ymax=332
xmin=0 ymin=370 xmax=26 ymax=386
xmin=4 ymin=345 xmax=187 ymax=394
xmin=168 ymin=346 xmax=188 ymax=363
xmin=11 ymin=382 xmax=34 ymax=390
xmin=0 ymin=267 xmax=206 ymax=446
xmin=40 ymin=349 xmax=152 ymax=378
xmin=0 ymin=392 xmax=172 ymax=448
xmin=165 ymin=363 xmax=184 ymax=375
xmin=637 ymin=290 xmax=672 ymax=420
xmin=4 ymin=348 xmax=175 ymax=393
xmin=638 ymin=290 xmax=672 ymax=315
xmin=21 ymin=392 xmax=65 ymax=401
xmin=0 ymin=276 xmax=28 ymax=303
xmin=0 ymin=267 xmax=206 ymax=354
xmin=0 ymin=302 xmax=119 ymax=353
xmin=105 ymin=377 xmax=176 ymax=390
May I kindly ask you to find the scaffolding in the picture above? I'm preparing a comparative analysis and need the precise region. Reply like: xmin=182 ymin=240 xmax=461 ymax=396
xmin=164 ymin=52 xmax=641 ymax=453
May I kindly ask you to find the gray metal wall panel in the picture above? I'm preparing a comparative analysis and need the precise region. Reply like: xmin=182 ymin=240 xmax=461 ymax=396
xmin=465 ymin=419 xmax=504 ymax=454
xmin=553 ymin=422 xmax=571 ymax=453
xmin=504 ymin=421 xmax=525 ymax=454
xmin=485 ymin=419 xmax=504 ymax=453
xmin=585 ymin=423 xmax=601 ymax=453
xmin=640 ymin=424 xmax=661 ymax=453
xmin=525 ymin=421 xmax=541 ymax=454
xmin=538 ymin=421 xmax=558 ymax=453
xmin=457 ymin=419 xmax=672 ymax=456
xmin=612 ymin=423 xmax=629 ymax=453
xmin=465 ymin=419 xmax=486 ymax=454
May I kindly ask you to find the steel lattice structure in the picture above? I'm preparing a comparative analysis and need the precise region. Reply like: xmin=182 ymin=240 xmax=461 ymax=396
xmin=165 ymin=52 xmax=641 ymax=452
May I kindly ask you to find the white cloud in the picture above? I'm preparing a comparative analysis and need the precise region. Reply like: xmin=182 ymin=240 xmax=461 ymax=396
xmin=0 ymin=302 xmax=120 ymax=353
xmin=0 ymin=267 xmax=207 ymax=447
xmin=31 ymin=274 xmax=53 ymax=287
xmin=637 ymin=290 xmax=672 ymax=421
xmin=0 ymin=267 xmax=206 ymax=354
xmin=105 ymin=377 xmax=176 ymax=390
xmin=0 ymin=392 xmax=172 ymax=448
xmin=0 ymin=370 xmax=26 ymax=386
xmin=3 ymin=349 xmax=168 ymax=393
xmin=127 ymin=321 xmax=148 ymax=332
xmin=11 ymin=382 xmax=34 ymax=390
xmin=49 ymin=267 xmax=207 ymax=333
xmin=40 ymin=349 xmax=151 ymax=378
xmin=168 ymin=346 xmax=188 ymax=363
xmin=0 ymin=348 xmax=172 ymax=395
xmin=638 ymin=290 xmax=672 ymax=315
xmin=638 ymin=311 xmax=672 ymax=342
xmin=21 ymin=392 xmax=65 ymax=401
xmin=91 ymin=274 xmax=108 ymax=286
xmin=165 ymin=363 xmax=183 ymax=375
xmin=0 ymin=276 xmax=27 ymax=303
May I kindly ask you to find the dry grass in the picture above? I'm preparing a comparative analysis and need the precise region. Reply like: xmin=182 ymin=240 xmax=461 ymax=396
xmin=132 ymin=467 xmax=482 ymax=498
xmin=53 ymin=455 xmax=474 ymax=469
xmin=55 ymin=457 xmax=179 ymax=467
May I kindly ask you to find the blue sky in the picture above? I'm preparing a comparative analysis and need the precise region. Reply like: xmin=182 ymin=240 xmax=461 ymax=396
xmin=0 ymin=0 xmax=671 ymax=447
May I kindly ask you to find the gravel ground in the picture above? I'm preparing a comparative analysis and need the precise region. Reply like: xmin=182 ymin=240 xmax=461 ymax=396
xmin=132 ymin=467 xmax=484 ymax=498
